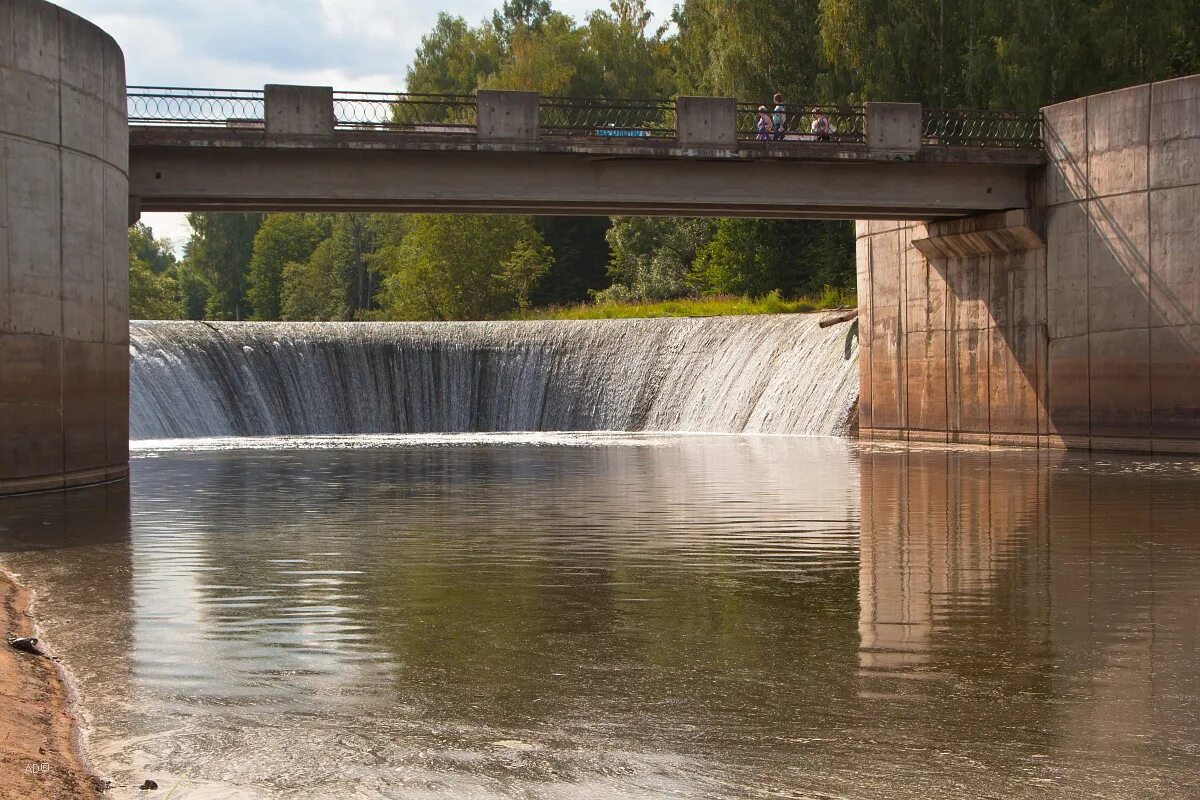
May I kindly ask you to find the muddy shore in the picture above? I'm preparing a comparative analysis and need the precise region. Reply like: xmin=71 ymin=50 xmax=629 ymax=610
xmin=0 ymin=569 xmax=101 ymax=799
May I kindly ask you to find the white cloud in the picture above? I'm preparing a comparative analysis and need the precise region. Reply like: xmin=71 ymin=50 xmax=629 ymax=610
xmin=58 ymin=1 xmax=678 ymax=88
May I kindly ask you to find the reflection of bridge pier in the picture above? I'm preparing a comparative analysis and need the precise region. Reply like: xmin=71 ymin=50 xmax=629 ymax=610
xmin=855 ymin=446 xmax=1200 ymax=792
xmin=857 ymin=447 xmax=1050 ymax=685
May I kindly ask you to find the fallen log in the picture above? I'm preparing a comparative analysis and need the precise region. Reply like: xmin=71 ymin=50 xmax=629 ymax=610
xmin=818 ymin=308 xmax=859 ymax=328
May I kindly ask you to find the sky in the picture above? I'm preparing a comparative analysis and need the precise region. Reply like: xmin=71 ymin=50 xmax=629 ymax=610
xmin=56 ymin=0 xmax=679 ymax=250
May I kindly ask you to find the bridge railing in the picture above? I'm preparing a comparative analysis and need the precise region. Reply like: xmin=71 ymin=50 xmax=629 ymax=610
xmin=128 ymin=86 xmax=1045 ymax=153
xmin=735 ymin=103 xmax=866 ymax=144
xmin=539 ymin=97 xmax=676 ymax=139
xmin=128 ymin=86 xmax=265 ymax=127
xmin=332 ymin=91 xmax=477 ymax=131
xmin=921 ymin=108 xmax=1043 ymax=148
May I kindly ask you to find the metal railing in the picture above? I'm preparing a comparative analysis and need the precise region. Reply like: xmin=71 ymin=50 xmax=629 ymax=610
xmin=921 ymin=108 xmax=1043 ymax=149
xmin=127 ymin=86 xmax=265 ymax=127
xmin=127 ymin=86 xmax=1044 ymax=151
xmin=539 ymin=97 xmax=675 ymax=138
xmin=332 ymin=91 xmax=476 ymax=131
xmin=737 ymin=103 xmax=866 ymax=144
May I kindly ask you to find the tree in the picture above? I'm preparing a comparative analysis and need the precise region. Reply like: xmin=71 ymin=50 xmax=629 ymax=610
xmin=373 ymin=214 xmax=552 ymax=320
xmin=247 ymin=214 xmax=329 ymax=320
xmin=407 ymin=14 xmax=502 ymax=95
xmin=691 ymin=219 xmax=855 ymax=297
xmin=675 ymin=0 xmax=826 ymax=103
xmin=128 ymin=225 xmax=178 ymax=319
xmin=530 ymin=216 xmax=611 ymax=306
xmin=182 ymin=212 xmax=263 ymax=320
xmin=128 ymin=221 xmax=177 ymax=274
xmin=281 ymin=239 xmax=345 ymax=321
xmin=599 ymin=217 xmax=715 ymax=301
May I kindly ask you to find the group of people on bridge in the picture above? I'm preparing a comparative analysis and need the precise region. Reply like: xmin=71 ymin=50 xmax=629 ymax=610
xmin=756 ymin=93 xmax=834 ymax=141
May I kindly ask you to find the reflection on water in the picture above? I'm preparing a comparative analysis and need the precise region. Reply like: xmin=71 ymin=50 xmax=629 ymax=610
xmin=1 ymin=436 xmax=1198 ymax=799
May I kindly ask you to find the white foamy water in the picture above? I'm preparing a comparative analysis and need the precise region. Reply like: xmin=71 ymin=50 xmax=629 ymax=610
xmin=129 ymin=316 xmax=859 ymax=439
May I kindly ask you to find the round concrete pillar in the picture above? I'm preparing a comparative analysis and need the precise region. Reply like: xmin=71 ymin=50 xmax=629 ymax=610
xmin=1 ymin=0 xmax=129 ymax=494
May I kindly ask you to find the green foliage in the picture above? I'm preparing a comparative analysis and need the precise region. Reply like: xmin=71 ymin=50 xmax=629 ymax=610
xmin=128 ymin=222 xmax=177 ymax=274
xmin=281 ymin=239 xmax=346 ymax=321
xmin=691 ymin=219 xmax=855 ymax=297
xmin=515 ymin=288 xmax=854 ymax=319
xmin=530 ymin=217 xmax=611 ymax=306
xmin=128 ymin=224 xmax=179 ymax=319
xmin=818 ymin=0 xmax=1200 ymax=108
xmin=373 ymin=215 xmax=552 ymax=320
xmin=599 ymin=217 xmax=716 ymax=302
xmin=247 ymin=214 xmax=330 ymax=320
xmin=181 ymin=212 xmax=263 ymax=320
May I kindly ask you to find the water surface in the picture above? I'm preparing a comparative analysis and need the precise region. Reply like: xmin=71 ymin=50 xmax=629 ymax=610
xmin=1 ymin=435 xmax=1197 ymax=799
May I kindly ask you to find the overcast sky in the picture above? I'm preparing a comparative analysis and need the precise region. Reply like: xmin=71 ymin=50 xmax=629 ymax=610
xmin=56 ymin=0 xmax=679 ymax=248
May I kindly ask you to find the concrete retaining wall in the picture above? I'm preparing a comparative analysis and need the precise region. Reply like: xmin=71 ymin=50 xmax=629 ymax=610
xmin=1 ymin=0 xmax=129 ymax=494
xmin=857 ymin=74 xmax=1200 ymax=454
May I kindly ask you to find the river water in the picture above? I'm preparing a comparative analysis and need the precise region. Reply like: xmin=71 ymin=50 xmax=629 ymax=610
xmin=1 ymin=434 xmax=1197 ymax=799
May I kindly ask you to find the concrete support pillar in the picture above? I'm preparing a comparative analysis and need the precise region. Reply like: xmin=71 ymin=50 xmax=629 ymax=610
xmin=1 ymin=0 xmax=130 ymax=494
xmin=855 ymin=72 xmax=1200 ymax=455
xmin=476 ymin=90 xmax=539 ymax=143
xmin=865 ymin=102 xmax=922 ymax=159
xmin=265 ymin=84 xmax=335 ymax=136
xmin=676 ymin=97 xmax=737 ymax=148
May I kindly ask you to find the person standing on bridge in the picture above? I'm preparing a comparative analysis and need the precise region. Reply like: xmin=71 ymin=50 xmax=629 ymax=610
xmin=772 ymin=93 xmax=787 ymax=141
xmin=811 ymin=106 xmax=834 ymax=140
xmin=756 ymin=106 xmax=773 ymax=140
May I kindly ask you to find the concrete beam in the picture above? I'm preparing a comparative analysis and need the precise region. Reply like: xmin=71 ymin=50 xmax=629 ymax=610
xmin=477 ymin=90 xmax=538 ymax=143
xmin=865 ymin=102 xmax=922 ymax=159
xmin=676 ymin=97 xmax=736 ymax=148
xmin=129 ymin=145 xmax=1033 ymax=219
xmin=912 ymin=209 xmax=1045 ymax=259
xmin=265 ymin=84 xmax=335 ymax=136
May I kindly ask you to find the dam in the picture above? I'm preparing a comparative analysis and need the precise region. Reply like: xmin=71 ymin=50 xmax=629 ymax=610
xmin=129 ymin=317 xmax=860 ymax=440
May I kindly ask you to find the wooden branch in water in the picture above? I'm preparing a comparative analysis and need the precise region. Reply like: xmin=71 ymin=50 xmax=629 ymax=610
xmin=818 ymin=309 xmax=859 ymax=328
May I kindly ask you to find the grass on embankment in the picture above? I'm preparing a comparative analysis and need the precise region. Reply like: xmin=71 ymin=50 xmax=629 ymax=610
xmin=513 ymin=289 xmax=856 ymax=321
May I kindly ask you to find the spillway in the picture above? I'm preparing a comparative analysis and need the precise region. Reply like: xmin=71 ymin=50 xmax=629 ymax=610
xmin=129 ymin=316 xmax=859 ymax=439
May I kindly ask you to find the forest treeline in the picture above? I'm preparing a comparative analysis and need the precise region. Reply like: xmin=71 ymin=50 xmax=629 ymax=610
xmin=129 ymin=0 xmax=1200 ymax=321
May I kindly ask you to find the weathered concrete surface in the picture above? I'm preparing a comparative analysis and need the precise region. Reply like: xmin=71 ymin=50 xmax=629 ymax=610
xmin=265 ymin=84 xmax=334 ymax=136
xmin=1 ymin=0 xmax=128 ymax=494
xmin=477 ymin=90 xmax=538 ymax=143
xmin=858 ymin=74 xmax=1200 ymax=454
xmin=864 ymin=102 xmax=921 ymax=158
xmin=129 ymin=140 xmax=1035 ymax=220
xmin=676 ymin=96 xmax=737 ymax=148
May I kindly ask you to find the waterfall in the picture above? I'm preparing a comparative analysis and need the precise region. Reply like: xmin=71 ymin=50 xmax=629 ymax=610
xmin=129 ymin=316 xmax=860 ymax=439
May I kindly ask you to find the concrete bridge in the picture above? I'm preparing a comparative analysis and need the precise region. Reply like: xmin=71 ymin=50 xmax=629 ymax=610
xmin=126 ymin=86 xmax=1042 ymax=221
xmin=1 ymin=0 xmax=1199 ymax=494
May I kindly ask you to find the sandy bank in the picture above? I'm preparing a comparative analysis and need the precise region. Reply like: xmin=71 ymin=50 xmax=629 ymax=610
xmin=0 ymin=569 xmax=102 ymax=799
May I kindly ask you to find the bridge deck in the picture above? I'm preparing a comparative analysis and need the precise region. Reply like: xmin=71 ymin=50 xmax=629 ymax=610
xmin=130 ymin=128 xmax=1041 ymax=220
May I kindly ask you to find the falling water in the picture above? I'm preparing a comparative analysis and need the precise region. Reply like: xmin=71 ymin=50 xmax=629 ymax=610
xmin=129 ymin=316 xmax=859 ymax=439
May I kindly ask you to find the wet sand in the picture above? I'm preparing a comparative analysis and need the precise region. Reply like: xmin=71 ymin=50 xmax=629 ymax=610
xmin=0 ymin=568 xmax=101 ymax=800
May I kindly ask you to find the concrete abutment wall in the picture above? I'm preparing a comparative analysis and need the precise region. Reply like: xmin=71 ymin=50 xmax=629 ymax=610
xmin=1 ymin=0 xmax=129 ymax=494
xmin=858 ymin=75 xmax=1200 ymax=453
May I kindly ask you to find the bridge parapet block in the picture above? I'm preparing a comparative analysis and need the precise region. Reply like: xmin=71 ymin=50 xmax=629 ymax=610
xmin=477 ymin=90 xmax=539 ymax=142
xmin=865 ymin=102 xmax=922 ymax=158
xmin=676 ymin=96 xmax=737 ymax=148
xmin=265 ymin=84 xmax=335 ymax=136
